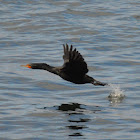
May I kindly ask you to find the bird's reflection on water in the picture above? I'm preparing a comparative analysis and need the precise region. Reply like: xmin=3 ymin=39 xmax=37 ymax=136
xmin=55 ymin=103 xmax=101 ymax=137
xmin=58 ymin=103 xmax=82 ymax=112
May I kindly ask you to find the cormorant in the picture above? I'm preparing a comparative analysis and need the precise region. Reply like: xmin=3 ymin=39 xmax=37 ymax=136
xmin=21 ymin=44 xmax=107 ymax=86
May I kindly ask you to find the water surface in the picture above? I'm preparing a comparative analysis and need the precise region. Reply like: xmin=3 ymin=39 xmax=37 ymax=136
xmin=0 ymin=0 xmax=140 ymax=139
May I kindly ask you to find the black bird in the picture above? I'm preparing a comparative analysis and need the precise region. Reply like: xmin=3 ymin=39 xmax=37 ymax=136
xmin=21 ymin=44 xmax=107 ymax=86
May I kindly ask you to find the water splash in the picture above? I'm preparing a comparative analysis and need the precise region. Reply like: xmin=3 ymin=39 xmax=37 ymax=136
xmin=108 ymin=84 xmax=125 ymax=104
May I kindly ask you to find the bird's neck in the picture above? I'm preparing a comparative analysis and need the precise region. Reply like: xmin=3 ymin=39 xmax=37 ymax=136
xmin=31 ymin=63 xmax=58 ymax=75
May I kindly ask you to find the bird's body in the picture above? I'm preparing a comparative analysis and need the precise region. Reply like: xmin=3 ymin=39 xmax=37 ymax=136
xmin=22 ymin=44 xmax=107 ymax=86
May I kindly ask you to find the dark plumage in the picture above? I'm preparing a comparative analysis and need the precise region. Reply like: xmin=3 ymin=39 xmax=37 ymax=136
xmin=21 ymin=44 xmax=107 ymax=86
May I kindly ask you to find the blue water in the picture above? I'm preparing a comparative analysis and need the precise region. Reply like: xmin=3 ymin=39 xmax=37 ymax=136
xmin=0 ymin=0 xmax=140 ymax=139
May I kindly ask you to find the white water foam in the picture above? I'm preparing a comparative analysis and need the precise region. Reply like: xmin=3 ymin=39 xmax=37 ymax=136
xmin=108 ymin=84 xmax=125 ymax=102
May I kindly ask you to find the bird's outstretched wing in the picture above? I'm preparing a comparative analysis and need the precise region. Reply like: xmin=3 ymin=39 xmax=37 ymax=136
xmin=61 ymin=44 xmax=88 ymax=76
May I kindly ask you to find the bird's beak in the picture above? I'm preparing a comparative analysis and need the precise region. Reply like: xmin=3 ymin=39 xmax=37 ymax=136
xmin=21 ymin=64 xmax=32 ymax=68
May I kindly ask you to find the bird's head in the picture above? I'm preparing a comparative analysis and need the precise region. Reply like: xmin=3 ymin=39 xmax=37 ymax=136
xmin=21 ymin=63 xmax=46 ymax=69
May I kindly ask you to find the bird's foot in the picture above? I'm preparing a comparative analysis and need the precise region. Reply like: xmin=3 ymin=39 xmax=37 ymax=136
xmin=92 ymin=80 xmax=108 ymax=86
